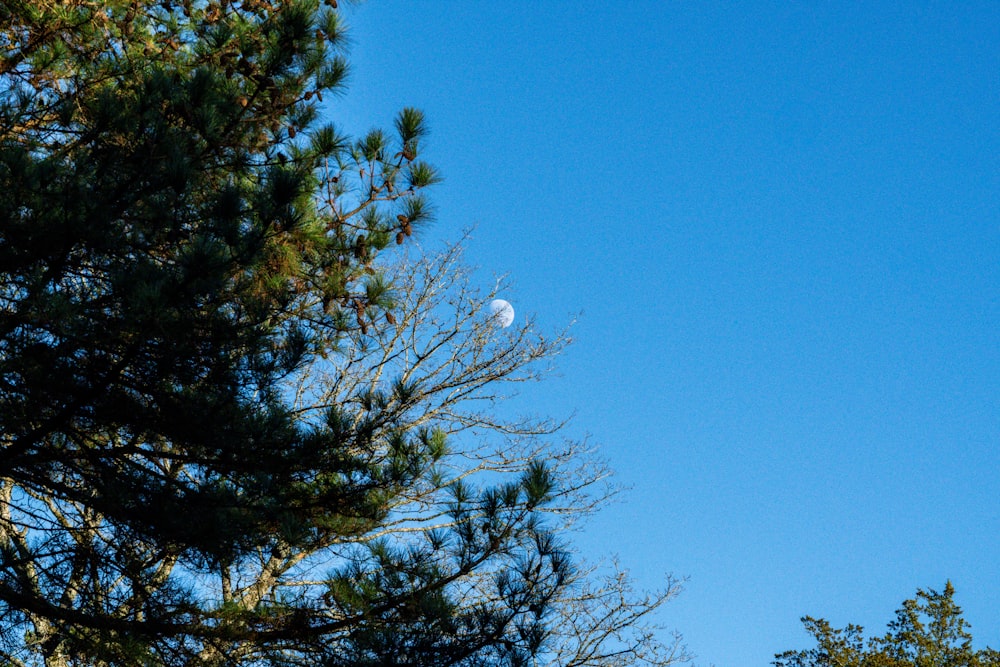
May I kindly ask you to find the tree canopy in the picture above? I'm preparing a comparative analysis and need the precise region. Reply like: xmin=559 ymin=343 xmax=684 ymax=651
xmin=0 ymin=2 xmax=684 ymax=666
xmin=774 ymin=582 xmax=1000 ymax=667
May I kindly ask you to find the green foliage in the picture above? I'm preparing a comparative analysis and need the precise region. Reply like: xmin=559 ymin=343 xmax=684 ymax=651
xmin=0 ymin=3 xmax=684 ymax=667
xmin=0 ymin=0 xmax=438 ymax=559
xmin=774 ymin=583 xmax=1000 ymax=667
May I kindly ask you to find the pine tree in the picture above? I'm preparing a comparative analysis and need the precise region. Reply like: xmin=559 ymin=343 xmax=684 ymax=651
xmin=0 ymin=0 xmax=431 ymax=555
xmin=774 ymin=583 xmax=1000 ymax=667
xmin=0 ymin=2 xmax=685 ymax=666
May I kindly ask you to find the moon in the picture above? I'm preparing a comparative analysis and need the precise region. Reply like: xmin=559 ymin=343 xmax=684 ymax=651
xmin=488 ymin=299 xmax=514 ymax=328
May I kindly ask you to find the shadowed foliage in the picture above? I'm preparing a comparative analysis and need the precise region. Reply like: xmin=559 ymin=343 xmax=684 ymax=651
xmin=0 ymin=2 xmax=685 ymax=666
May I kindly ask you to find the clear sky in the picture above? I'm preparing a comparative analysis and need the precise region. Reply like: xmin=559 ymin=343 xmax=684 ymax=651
xmin=335 ymin=3 xmax=1000 ymax=666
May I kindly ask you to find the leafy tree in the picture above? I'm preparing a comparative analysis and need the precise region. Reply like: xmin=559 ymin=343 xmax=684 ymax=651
xmin=0 ymin=2 xmax=685 ymax=666
xmin=774 ymin=582 xmax=1000 ymax=667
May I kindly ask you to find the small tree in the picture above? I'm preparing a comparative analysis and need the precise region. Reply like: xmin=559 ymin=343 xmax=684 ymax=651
xmin=0 ymin=2 xmax=685 ymax=666
xmin=774 ymin=582 xmax=1000 ymax=667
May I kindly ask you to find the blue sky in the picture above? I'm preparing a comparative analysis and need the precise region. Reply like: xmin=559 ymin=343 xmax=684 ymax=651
xmin=336 ymin=3 xmax=1000 ymax=665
